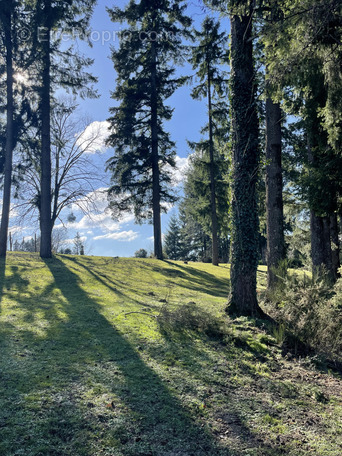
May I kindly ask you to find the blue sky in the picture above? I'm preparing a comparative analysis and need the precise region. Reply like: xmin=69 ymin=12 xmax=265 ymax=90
xmin=10 ymin=0 xmax=230 ymax=257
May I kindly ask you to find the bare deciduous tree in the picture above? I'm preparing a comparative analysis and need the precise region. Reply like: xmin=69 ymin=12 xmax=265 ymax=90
xmin=13 ymin=98 xmax=109 ymax=232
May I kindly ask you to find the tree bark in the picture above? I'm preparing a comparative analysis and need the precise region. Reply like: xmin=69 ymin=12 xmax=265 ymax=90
xmin=227 ymin=12 xmax=264 ymax=317
xmin=322 ymin=216 xmax=333 ymax=276
xmin=330 ymin=213 xmax=340 ymax=279
xmin=310 ymin=211 xmax=325 ymax=269
xmin=207 ymin=58 xmax=219 ymax=266
xmin=265 ymin=97 xmax=285 ymax=288
xmin=307 ymin=134 xmax=334 ymax=279
xmin=39 ymin=1 xmax=52 ymax=258
xmin=0 ymin=8 xmax=14 ymax=257
xmin=150 ymin=40 xmax=163 ymax=260
xmin=310 ymin=212 xmax=333 ymax=278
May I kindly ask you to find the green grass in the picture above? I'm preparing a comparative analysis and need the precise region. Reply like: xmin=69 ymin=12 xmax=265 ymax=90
xmin=0 ymin=253 xmax=341 ymax=456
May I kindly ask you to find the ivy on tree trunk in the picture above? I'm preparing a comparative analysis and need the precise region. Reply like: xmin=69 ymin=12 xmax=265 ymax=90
xmin=227 ymin=9 xmax=264 ymax=317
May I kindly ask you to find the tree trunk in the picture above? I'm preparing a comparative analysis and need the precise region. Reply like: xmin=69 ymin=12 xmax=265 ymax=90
xmin=307 ymin=134 xmax=334 ymax=279
xmin=322 ymin=216 xmax=333 ymax=275
xmin=207 ymin=59 xmax=219 ymax=266
xmin=39 ymin=2 xmax=52 ymax=258
xmin=227 ymin=12 xmax=264 ymax=317
xmin=150 ymin=40 xmax=163 ymax=260
xmin=310 ymin=211 xmax=325 ymax=269
xmin=265 ymin=97 xmax=285 ymax=288
xmin=330 ymin=213 xmax=340 ymax=279
xmin=0 ymin=10 xmax=14 ymax=257
xmin=310 ymin=212 xmax=333 ymax=278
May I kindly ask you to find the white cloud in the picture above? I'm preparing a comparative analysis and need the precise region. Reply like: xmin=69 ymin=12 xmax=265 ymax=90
xmin=66 ymin=210 xmax=134 ymax=232
xmin=65 ymin=187 xmax=135 ymax=233
xmin=54 ymin=185 xmax=137 ymax=245
xmin=93 ymin=230 xmax=139 ymax=242
xmin=70 ymin=187 xmax=109 ymax=214
xmin=76 ymin=121 xmax=111 ymax=155
xmin=166 ymin=155 xmax=189 ymax=187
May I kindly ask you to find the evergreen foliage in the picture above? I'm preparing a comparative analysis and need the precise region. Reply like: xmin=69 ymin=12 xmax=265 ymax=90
xmin=164 ymin=215 xmax=184 ymax=260
xmin=189 ymin=16 xmax=229 ymax=265
xmin=106 ymin=0 xmax=191 ymax=260
xmin=263 ymin=0 xmax=342 ymax=279
xmin=180 ymin=150 xmax=230 ymax=262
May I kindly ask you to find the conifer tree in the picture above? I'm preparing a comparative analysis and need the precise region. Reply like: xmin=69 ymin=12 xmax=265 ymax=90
xmin=164 ymin=215 xmax=183 ymax=260
xmin=0 ymin=1 xmax=39 ymax=257
xmin=263 ymin=0 xmax=342 ymax=280
xmin=181 ymin=148 xmax=230 ymax=261
xmin=0 ymin=0 xmax=16 ymax=257
xmin=106 ymin=0 xmax=191 ymax=260
xmin=178 ymin=204 xmax=211 ymax=261
xmin=189 ymin=16 xmax=229 ymax=266
xmin=34 ymin=0 xmax=97 ymax=258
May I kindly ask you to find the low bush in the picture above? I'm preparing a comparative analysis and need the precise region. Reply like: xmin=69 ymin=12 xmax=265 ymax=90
xmin=263 ymin=269 xmax=342 ymax=364
xmin=156 ymin=301 xmax=227 ymax=340
xmin=134 ymin=248 xmax=148 ymax=258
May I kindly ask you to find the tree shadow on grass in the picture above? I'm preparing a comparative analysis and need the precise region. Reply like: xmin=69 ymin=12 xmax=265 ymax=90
xmin=0 ymin=256 xmax=282 ymax=456
xmin=0 ymin=256 xmax=238 ymax=456
xmin=154 ymin=261 xmax=230 ymax=298
xmin=66 ymin=256 xmax=159 ymax=311
xmin=44 ymin=258 xmax=279 ymax=456
xmin=43 ymin=257 xmax=236 ymax=455
xmin=0 ymin=259 xmax=30 ymax=313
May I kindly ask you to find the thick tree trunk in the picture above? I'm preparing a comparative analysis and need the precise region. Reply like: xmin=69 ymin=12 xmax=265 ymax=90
xmin=0 ymin=11 xmax=14 ymax=257
xmin=322 ymin=216 xmax=333 ymax=276
xmin=310 ymin=211 xmax=326 ymax=269
xmin=207 ymin=62 xmax=219 ymax=266
xmin=307 ymin=133 xmax=334 ymax=279
xmin=150 ymin=41 xmax=163 ymax=260
xmin=39 ymin=4 xmax=52 ymax=258
xmin=310 ymin=212 xmax=333 ymax=278
xmin=265 ymin=97 xmax=285 ymax=288
xmin=330 ymin=213 xmax=340 ymax=279
xmin=227 ymin=12 xmax=264 ymax=317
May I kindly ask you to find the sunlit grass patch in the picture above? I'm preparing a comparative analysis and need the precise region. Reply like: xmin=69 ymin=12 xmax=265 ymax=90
xmin=0 ymin=253 xmax=341 ymax=456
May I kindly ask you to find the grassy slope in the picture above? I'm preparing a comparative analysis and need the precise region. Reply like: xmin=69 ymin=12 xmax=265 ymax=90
xmin=0 ymin=253 xmax=341 ymax=456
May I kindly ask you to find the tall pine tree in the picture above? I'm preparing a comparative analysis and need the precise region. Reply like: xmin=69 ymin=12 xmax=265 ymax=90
xmin=0 ymin=0 xmax=16 ymax=257
xmin=106 ymin=0 xmax=191 ymax=260
xmin=181 ymin=148 xmax=230 ymax=261
xmin=263 ymin=0 xmax=342 ymax=280
xmin=189 ymin=17 xmax=229 ymax=266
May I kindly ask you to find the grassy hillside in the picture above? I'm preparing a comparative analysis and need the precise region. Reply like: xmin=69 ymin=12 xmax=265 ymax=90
xmin=0 ymin=253 xmax=341 ymax=456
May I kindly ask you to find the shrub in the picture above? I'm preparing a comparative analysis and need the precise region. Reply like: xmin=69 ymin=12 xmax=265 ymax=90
xmin=134 ymin=248 xmax=148 ymax=258
xmin=263 ymin=270 xmax=342 ymax=363
xmin=156 ymin=301 xmax=227 ymax=340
